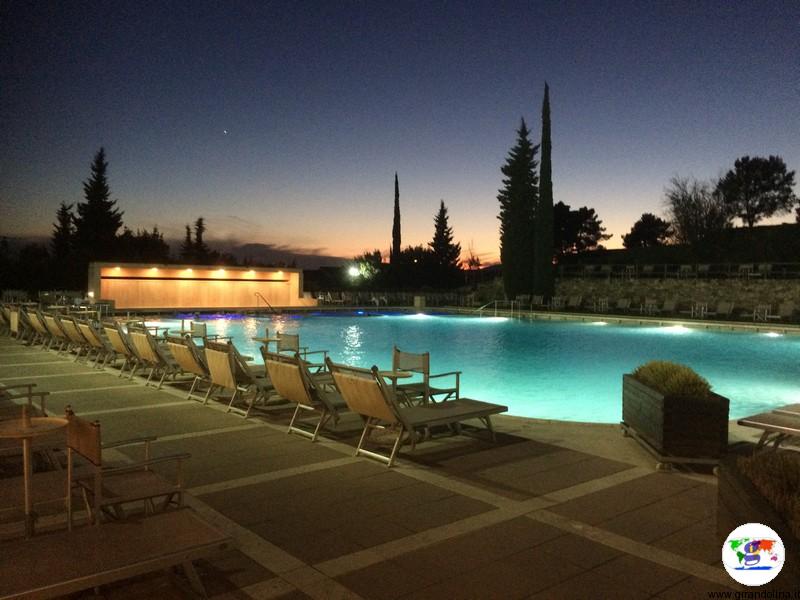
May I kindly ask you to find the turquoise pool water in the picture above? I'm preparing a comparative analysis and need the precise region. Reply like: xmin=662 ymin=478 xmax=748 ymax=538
xmin=153 ymin=313 xmax=800 ymax=423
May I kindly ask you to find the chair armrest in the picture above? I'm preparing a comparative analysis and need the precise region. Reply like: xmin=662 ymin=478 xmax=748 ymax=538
xmin=2 ymin=391 xmax=49 ymax=415
xmin=302 ymin=349 xmax=329 ymax=356
xmin=101 ymin=452 xmax=191 ymax=476
xmin=103 ymin=435 xmax=158 ymax=449
xmin=429 ymin=371 xmax=462 ymax=379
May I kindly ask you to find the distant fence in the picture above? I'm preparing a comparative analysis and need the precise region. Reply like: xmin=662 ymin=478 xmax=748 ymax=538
xmin=557 ymin=262 xmax=800 ymax=280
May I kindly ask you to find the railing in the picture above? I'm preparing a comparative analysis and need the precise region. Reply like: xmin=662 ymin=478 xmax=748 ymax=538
xmin=254 ymin=292 xmax=278 ymax=314
xmin=557 ymin=262 xmax=800 ymax=280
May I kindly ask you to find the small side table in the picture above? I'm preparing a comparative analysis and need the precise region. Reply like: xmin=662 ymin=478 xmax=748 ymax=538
xmin=0 ymin=414 xmax=69 ymax=537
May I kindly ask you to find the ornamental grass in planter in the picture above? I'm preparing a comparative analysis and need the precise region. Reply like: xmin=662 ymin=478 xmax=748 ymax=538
xmin=622 ymin=361 xmax=729 ymax=459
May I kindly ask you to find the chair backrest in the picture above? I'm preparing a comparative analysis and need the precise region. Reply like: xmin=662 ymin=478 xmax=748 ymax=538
xmin=128 ymin=328 xmax=159 ymax=364
xmin=717 ymin=301 xmax=734 ymax=316
xmin=616 ymin=298 xmax=630 ymax=309
xmin=263 ymin=350 xmax=313 ymax=407
xmin=327 ymin=359 xmax=398 ymax=424
xmin=567 ymin=295 xmax=582 ymax=308
xmin=191 ymin=321 xmax=208 ymax=339
xmin=66 ymin=406 xmax=102 ymax=467
xmin=43 ymin=314 xmax=65 ymax=339
xmin=104 ymin=323 xmax=134 ymax=357
xmin=26 ymin=310 xmax=48 ymax=336
xmin=392 ymin=346 xmax=429 ymax=376
xmin=276 ymin=332 xmax=300 ymax=353
xmin=204 ymin=340 xmax=238 ymax=390
xmin=662 ymin=298 xmax=677 ymax=312
xmin=58 ymin=316 xmax=85 ymax=345
xmin=166 ymin=335 xmax=207 ymax=377
xmin=78 ymin=321 xmax=105 ymax=350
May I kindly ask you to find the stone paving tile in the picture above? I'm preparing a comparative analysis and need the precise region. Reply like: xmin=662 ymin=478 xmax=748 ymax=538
xmin=528 ymin=569 xmax=651 ymax=600
xmin=599 ymin=502 xmax=700 ymax=543
xmin=548 ymin=473 xmax=702 ymax=525
xmin=587 ymin=554 xmax=689 ymax=596
xmin=336 ymin=558 xmax=443 ymax=600
xmin=47 ymin=386 xmax=178 ymax=413
xmin=0 ymin=353 xmax=68 ymax=364
xmin=0 ymin=362 xmax=90 ymax=378
xmin=196 ymin=549 xmax=277 ymax=597
xmin=97 ymin=404 xmax=248 ymax=440
xmin=537 ymin=531 xmax=622 ymax=569
xmin=654 ymin=575 xmax=739 ymax=599
xmin=652 ymin=518 xmax=722 ymax=565
xmin=22 ymin=373 xmax=133 ymax=392
xmin=386 ymin=518 xmax=566 ymax=584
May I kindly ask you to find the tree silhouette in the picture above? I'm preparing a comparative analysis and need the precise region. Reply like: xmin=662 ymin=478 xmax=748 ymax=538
xmin=665 ymin=176 xmax=732 ymax=245
xmin=391 ymin=173 xmax=401 ymax=264
xmin=50 ymin=202 xmax=77 ymax=288
xmin=193 ymin=217 xmax=211 ymax=263
xmin=180 ymin=225 xmax=194 ymax=263
xmin=622 ymin=213 xmax=673 ymax=248
xmin=429 ymin=200 xmax=461 ymax=287
xmin=497 ymin=119 xmax=538 ymax=298
xmin=73 ymin=148 xmax=123 ymax=261
xmin=553 ymin=202 xmax=611 ymax=254
xmin=534 ymin=83 xmax=554 ymax=297
xmin=715 ymin=156 xmax=797 ymax=227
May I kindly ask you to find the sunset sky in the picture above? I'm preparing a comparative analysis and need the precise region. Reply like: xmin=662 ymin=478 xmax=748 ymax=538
xmin=1 ymin=1 xmax=797 ymax=265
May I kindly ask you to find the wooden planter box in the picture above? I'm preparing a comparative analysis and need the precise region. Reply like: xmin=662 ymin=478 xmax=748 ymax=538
xmin=622 ymin=374 xmax=729 ymax=459
xmin=717 ymin=455 xmax=800 ymax=590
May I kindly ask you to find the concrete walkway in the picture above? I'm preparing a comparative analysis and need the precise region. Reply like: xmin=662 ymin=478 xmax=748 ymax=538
xmin=0 ymin=335 xmax=750 ymax=599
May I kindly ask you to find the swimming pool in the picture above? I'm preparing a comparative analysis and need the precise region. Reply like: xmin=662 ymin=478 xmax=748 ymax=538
xmin=153 ymin=313 xmax=800 ymax=423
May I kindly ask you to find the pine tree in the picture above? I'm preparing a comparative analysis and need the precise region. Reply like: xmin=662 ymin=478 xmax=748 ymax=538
xmin=50 ymin=202 xmax=77 ymax=288
xmin=180 ymin=225 xmax=194 ymax=263
xmin=497 ymin=119 xmax=538 ymax=298
xmin=429 ymin=200 xmax=461 ymax=287
xmin=73 ymin=148 xmax=124 ymax=261
xmin=391 ymin=173 xmax=401 ymax=264
xmin=193 ymin=217 xmax=211 ymax=263
xmin=534 ymin=83 xmax=554 ymax=297
xmin=51 ymin=202 xmax=74 ymax=258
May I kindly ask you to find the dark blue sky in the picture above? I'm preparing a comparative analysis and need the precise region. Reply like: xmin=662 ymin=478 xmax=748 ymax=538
xmin=2 ymin=1 xmax=797 ymax=262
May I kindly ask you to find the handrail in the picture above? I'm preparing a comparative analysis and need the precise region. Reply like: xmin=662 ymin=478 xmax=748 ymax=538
xmin=254 ymin=292 xmax=278 ymax=314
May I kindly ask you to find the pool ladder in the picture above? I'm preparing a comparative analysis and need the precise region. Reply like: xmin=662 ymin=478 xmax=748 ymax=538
xmin=254 ymin=292 xmax=279 ymax=314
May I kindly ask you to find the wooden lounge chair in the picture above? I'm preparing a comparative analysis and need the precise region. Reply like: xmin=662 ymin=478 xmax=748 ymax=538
xmin=327 ymin=358 xmax=507 ymax=467
xmin=103 ymin=322 xmax=141 ymax=378
xmin=42 ymin=313 xmax=70 ymax=353
xmin=262 ymin=350 xmax=347 ymax=441
xmin=128 ymin=326 xmax=182 ymax=389
xmin=566 ymin=295 xmax=582 ymax=311
xmin=0 ymin=508 xmax=232 ymax=599
xmin=165 ymin=334 xmax=211 ymax=401
xmin=76 ymin=319 xmax=116 ymax=368
xmin=274 ymin=332 xmax=329 ymax=374
xmin=392 ymin=346 xmax=460 ymax=404
xmin=204 ymin=340 xmax=272 ymax=417
xmin=57 ymin=315 xmax=92 ymax=362
xmin=737 ymin=411 xmax=800 ymax=451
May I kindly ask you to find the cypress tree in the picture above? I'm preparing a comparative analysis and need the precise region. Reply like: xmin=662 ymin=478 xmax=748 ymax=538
xmin=73 ymin=148 xmax=124 ymax=261
xmin=391 ymin=172 xmax=401 ymax=264
xmin=497 ymin=119 xmax=538 ymax=298
xmin=194 ymin=217 xmax=211 ymax=263
xmin=534 ymin=83 xmax=555 ymax=297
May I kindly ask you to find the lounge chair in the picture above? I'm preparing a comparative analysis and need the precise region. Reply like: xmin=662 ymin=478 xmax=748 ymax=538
xmin=705 ymin=301 xmax=734 ymax=319
xmin=128 ymin=326 xmax=182 ymax=389
xmin=392 ymin=346 xmax=460 ymax=404
xmin=76 ymin=319 xmax=117 ymax=368
xmin=263 ymin=350 xmax=347 ymax=441
xmin=531 ymin=295 xmax=546 ymax=310
xmin=549 ymin=296 xmax=565 ymax=310
xmin=566 ymin=295 xmax=582 ymax=311
xmin=327 ymin=358 xmax=507 ymax=467
xmin=752 ymin=304 xmax=772 ymax=321
xmin=165 ymin=334 xmax=211 ymax=401
xmin=766 ymin=301 xmax=796 ymax=322
xmin=21 ymin=308 xmax=49 ymax=347
xmin=0 ymin=508 xmax=231 ymax=599
xmin=274 ymin=332 xmax=329 ymax=374
xmin=57 ymin=315 xmax=92 ymax=362
xmin=204 ymin=340 xmax=272 ymax=417
xmin=737 ymin=410 xmax=800 ymax=451
xmin=613 ymin=298 xmax=631 ymax=313
xmin=42 ymin=313 xmax=70 ymax=353
xmin=103 ymin=322 xmax=141 ymax=378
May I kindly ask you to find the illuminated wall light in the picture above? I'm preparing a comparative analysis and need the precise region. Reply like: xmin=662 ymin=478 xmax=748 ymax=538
xmin=114 ymin=266 xmax=121 ymax=271
xmin=217 ymin=269 xmax=225 ymax=274
xmin=87 ymin=291 xmax=95 ymax=299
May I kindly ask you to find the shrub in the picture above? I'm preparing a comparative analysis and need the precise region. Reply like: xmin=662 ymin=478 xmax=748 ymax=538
xmin=738 ymin=452 xmax=800 ymax=539
xmin=632 ymin=360 xmax=711 ymax=399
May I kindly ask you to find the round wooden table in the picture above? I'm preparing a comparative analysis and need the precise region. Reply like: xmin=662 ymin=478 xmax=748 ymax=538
xmin=0 ymin=415 xmax=68 ymax=537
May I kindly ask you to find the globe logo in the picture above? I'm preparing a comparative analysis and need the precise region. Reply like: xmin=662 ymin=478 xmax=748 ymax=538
xmin=722 ymin=523 xmax=785 ymax=586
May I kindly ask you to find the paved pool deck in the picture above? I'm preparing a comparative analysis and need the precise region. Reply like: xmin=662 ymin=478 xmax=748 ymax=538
xmin=0 ymin=334 xmax=784 ymax=599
